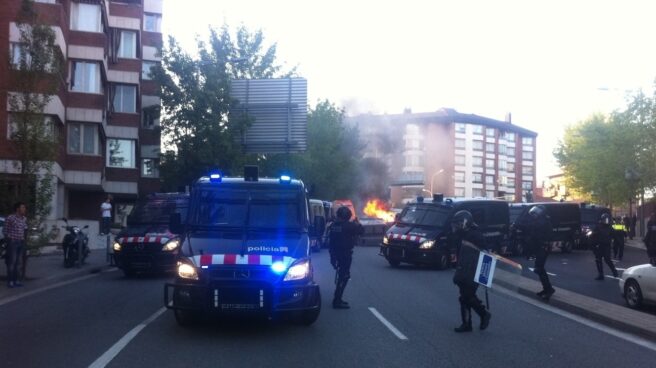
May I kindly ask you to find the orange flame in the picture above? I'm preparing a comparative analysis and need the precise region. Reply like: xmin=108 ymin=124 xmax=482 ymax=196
xmin=363 ymin=199 xmax=395 ymax=223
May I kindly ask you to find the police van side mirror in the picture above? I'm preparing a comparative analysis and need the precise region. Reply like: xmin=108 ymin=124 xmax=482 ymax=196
xmin=169 ymin=213 xmax=183 ymax=234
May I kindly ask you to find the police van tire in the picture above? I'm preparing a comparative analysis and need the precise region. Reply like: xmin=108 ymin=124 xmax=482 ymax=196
xmin=387 ymin=258 xmax=401 ymax=267
xmin=174 ymin=309 xmax=197 ymax=327
xmin=436 ymin=253 xmax=449 ymax=270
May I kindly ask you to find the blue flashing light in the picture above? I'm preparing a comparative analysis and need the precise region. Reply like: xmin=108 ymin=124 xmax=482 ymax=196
xmin=280 ymin=175 xmax=292 ymax=183
xmin=271 ymin=261 xmax=287 ymax=274
xmin=209 ymin=172 xmax=222 ymax=183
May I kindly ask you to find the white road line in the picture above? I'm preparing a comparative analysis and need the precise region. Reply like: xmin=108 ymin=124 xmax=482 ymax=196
xmin=368 ymin=307 xmax=408 ymax=340
xmin=494 ymin=287 xmax=656 ymax=352
xmin=0 ymin=268 xmax=118 ymax=307
xmin=528 ymin=268 xmax=557 ymax=277
xmin=89 ymin=307 xmax=167 ymax=368
xmin=605 ymin=275 xmax=621 ymax=280
xmin=616 ymin=268 xmax=626 ymax=271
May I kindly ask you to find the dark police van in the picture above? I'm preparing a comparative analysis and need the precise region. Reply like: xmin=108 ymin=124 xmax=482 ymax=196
xmin=380 ymin=195 xmax=509 ymax=269
xmin=508 ymin=202 xmax=581 ymax=255
xmin=112 ymin=193 xmax=189 ymax=276
xmin=164 ymin=168 xmax=321 ymax=326
xmin=578 ymin=203 xmax=611 ymax=249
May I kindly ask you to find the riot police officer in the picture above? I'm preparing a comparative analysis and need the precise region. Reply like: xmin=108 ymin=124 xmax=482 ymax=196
xmin=327 ymin=206 xmax=363 ymax=309
xmin=589 ymin=213 xmax=619 ymax=280
xmin=525 ymin=205 xmax=556 ymax=300
xmin=643 ymin=213 xmax=656 ymax=266
xmin=450 ymin=210 xmax=491 ymax=332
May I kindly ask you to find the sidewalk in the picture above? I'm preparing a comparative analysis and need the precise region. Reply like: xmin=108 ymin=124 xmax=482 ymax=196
xmin=626 ymin=238 xmax=647 ymax=250
xmin=0 ymin=248 xmax=112 ymax=302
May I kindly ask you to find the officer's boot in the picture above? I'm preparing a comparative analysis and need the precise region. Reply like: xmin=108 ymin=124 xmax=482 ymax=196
xmin=594 ymin=260 xmax=604 ymax=280
xmin=606 ymin=258 xmax=619 ymax=278
xmin=333 ymin=279 xmax=350 ymax=309
xmin=454 ymin=305 xmax=472 ymax=333
xmin=471 ymin=300 xmax=491 ymax=330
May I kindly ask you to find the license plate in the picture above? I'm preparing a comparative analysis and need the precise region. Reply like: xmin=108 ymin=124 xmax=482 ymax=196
xmin=212 ymin=288 xmax=265 ymax=310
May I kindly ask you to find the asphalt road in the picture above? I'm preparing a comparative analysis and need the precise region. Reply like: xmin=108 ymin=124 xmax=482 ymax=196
xmin=1 ymin=247 xmax=655 ymax=368
xmin=512 ymin=244 xmax=656 ymax=314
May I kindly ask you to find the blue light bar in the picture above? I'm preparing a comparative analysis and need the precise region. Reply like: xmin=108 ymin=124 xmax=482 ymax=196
xmin=271 ymin=261 xmax=287 ymax=274
xmin=280 ymin=175 xmax=292 ymax=183
xmin=209 ymin=172 xmax=222 ymax=182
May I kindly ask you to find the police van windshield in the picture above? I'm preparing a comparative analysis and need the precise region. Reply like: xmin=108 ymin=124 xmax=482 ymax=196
xmin=130 ymin=199 xmax=188 ymax=224
xmin=509 ymin=207 xmax=526 ymax=224
xmin=399 ymin=205 xmax=450 ymax=227
xmin=581 ymin=209 xmax=603 ymax=224
xmin=193 ymin=188 xmax=303 ymax=230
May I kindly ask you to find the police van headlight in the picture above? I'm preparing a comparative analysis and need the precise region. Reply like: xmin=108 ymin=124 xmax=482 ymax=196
xmin=419 ymin=240 xmax=435 ymax=249
xmin=283 ymin=259 xmax=310 ymax=281
xmin=383 ymin=236 xmax=390 ymax=245
xmin=113 ymin=242 xmax=122 ymax=252
xmin=177 ymin=261 xmax=199 ymax=280
xmin=162 ymin=239 xmax=180 ymax=252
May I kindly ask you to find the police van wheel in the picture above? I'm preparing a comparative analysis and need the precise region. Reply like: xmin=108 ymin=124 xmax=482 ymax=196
xmin=436 ymin=253 xmax=449 ymax=270
xmin=387 ymin=258 xmax=401 ymax=267
xmin=174 ymin=309 xmax=197 ymax=327
xmin=560 ymin=241 xmax=573 ymax=254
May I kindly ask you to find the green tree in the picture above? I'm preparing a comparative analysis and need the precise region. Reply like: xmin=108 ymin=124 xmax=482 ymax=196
xmin=153 ymin=25 xmax=295 ymax=191
xmin=3 ymin=0 xmax=62 ymax=237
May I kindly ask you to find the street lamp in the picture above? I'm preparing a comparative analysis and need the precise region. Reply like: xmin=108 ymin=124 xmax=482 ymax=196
xmin=430 ymin=169 xmax=445 ymax=195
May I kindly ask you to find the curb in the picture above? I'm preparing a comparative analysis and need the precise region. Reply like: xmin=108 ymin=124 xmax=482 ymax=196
xmin=495 ymin=275 xmax=656 ymax=342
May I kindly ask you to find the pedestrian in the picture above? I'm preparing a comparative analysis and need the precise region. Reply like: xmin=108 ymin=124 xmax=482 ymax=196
xmin=2 ymin=202 xmax=28 ymax=288
xmin=100 ymin=196 xmax=112 ymax=235
xmin=589 ymin=213 xmax=619 ymax=280
xmin=643 ymin=213 xmax=656 ymax=266
xmin=327 ymin=206 xmax=363 ymax=309
xmin=611 ymin=217 xmax=627 ymax=261
xmin=525 ymin=205 xmax=556 ymax=300
xmin=450 ymin=210 xmax=491 ymax=332
xmin=630 ymin=214 xmax=637 ymax=240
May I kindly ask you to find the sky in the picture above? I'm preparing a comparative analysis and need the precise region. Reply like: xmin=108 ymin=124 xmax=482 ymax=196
xmin=162 ymin=0 xmax=656 ymax=181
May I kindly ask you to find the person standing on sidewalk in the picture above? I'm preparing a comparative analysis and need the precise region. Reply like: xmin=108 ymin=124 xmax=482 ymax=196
xmin=525 ymin=205 xmax=556 ymax=301
xmin=589 ymin=213 xmax=619 ymax=280
xmin=100 ymin=196 xmax=112 ymax=235
xmin=2 ymin=202 xmax=28 ymax=288
xmin=643 ymin=213 xmax=656 ymax=265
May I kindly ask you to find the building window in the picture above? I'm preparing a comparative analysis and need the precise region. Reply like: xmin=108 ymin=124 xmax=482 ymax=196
xmin=407 ymin=139 xmax=420 ymax=149
xmin=142 ymin=106 xmax=160 ymax=128
xmin=472 ymin=125 xmax=483 ymax=134
xmin=523 ymin=166 xmax=534 ymax=175
xmin=70 ymin=3 xmax=102 ymax=32
xmin=144 ymin=13 xmax=162 ymax=32
xmin=486 ymin=143 xmax=495 ymax=152
xmin=68 ymin=123 xmax=98 ymax=155
xmin=455 ymin=187 xmax=465 ymax=197
xmin=455 ymin=123 xmax=466 ymax=133
xmin=486 ymin=159 xmax=495 ymax=169
xmin=486 ymin=128 xmax=495 ymax=137
xmin=455 ymin=155 xmax=466 ymax=165
xmin=472 ymin=156 xmax=483 ymax=167
xmin=523 ymin=151 xmax=534 ymax=160
xmin=507 ymin=162 xmax=515 ymax=172
xmin=107 ymin=139 xmax=136 ymax=168
xmin=455 ymin=172 xmax=465 ymax=183
xmin=522 ymin=181 xmax=533 ymax=190
xmin=506 ymin=148 xmax=515 ymax=157
xmin=7 ymin=115 xmax=55 ymax=141
xmin=522 ymin=137 xmax=534 ymax=146
xmin=472 ymin=188 xmax=484 ymax=197
xmin=71 ymin=61 xmax=101 ymax=93
xmin=10 ymin=43 xmax=31 ymax=69
xmin=485 ymin=175 xmax=495 ymax=185
xmin=455 ymin=138 xmax=466 ymax=149
xmin=498 ymin=144 xmax=506 ymax=155
xmin=486 ymin=190 xmax=495 ymax=199
xmin=499 ymin=176 xmax=508 ymax=186
xmin=119 ymin=31 xmax=137 ymax=58
xmin=142 ymin=61 xmax=157 ymax=80
xmin=142 ymin=159 xmax=158 ymax=177
xmin=504 ymin=132 xmax=515 ymax=142
xmin=473 ymin=140 xmax=483 ymax=150
xmin=113 ymin=85 xmax=137 ymax=113
xmin=473 ymin=173 xmax=483 ymax=183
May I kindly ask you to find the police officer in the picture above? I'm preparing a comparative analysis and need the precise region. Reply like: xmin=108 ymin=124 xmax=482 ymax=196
xmin=525 ymin=205 xmax=556 ymax=300
xmin=450 ymin=210 xmax=491 ymax=332
xmin=643 ymin=213 xmax=656 ymax=266
xmin=611 ymin=217 xmax=627 ymax=261
xmin=327 ymin=206 xmax=363 ymax=309
xmin=589 ymin=213 xmax=619 ymax=280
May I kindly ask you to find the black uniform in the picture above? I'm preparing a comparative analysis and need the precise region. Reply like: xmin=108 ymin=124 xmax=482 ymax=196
xmin=643 ymin=218 xmax=656 ymax=265
xmin=525 ymin=213 xmax=555 ymax=297
xmin=327 ymin=219 xmax=364 ymax=307
xmin=589 ymin=223 xmax=619 ymax=279
xmin=451 ymin=226 xmax=490 ymax=331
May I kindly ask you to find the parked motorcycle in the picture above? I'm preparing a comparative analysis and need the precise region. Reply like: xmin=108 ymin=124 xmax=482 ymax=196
xmin=61 ymin=218 xmax=89 ymax=268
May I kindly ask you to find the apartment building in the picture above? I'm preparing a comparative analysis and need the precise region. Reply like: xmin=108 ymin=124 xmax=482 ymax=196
xmin=0 ymin=0 xmax=162 ymax=234
xmin=349 ymin=108 xmax=538 ymax=207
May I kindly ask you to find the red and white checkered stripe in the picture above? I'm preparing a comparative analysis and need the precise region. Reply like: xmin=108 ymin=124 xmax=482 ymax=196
xmin=117 ymin=236 xmax=171 ymax=244
xmin=389 ymin=233 xmax=427 ymax=243
xmin=192 ymin=254 xmax=295 ymax=267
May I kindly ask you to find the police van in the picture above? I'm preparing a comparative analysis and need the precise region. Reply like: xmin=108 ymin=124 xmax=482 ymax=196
xmin=112 ymin=193 xmax=189 ymax=276
xmin=381 ymin=195 xmax=509 ymax=269
xmin=164 ymin=168 xmax=321 ymax=326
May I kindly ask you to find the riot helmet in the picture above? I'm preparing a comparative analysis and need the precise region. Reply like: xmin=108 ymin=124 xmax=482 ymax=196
xmin=336 ymin=206 xmax=352 ymax=221
xmin=451 ymin=210 xmax=475 ymax=233
xmin=599 ymin=213 xmax=611 ymax=225
xmin=528 ymin=205 xmax=546 ymax=219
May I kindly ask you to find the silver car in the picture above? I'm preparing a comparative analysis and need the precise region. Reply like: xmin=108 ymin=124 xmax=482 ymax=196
xmin=619 ymin=263 xmax=656 ymax=309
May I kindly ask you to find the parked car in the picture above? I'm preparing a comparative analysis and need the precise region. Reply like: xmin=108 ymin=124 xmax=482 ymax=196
xmin=620 ymin=262 xmax=656 ymax=309
xmin=509 ymin=202 xmax=581 ymax=255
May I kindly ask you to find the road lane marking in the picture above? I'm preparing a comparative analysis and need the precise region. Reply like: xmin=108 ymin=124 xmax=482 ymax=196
xmin=0 ymin=268 xmax=117 ymax=307
xmin=494 ymin=287 xmax=656 ymax=352
xmin=528 ymin=268 xmax=557 ymax=276
xmin=368 ymin=307 xmax=408 ymax=340
xmin=616 ymin=268 xmax=626 ymax=271
xmin=605 ymin=275 xmax=621 ymax=280
xmin=89 ymin=307 xmax=167 ymax=368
